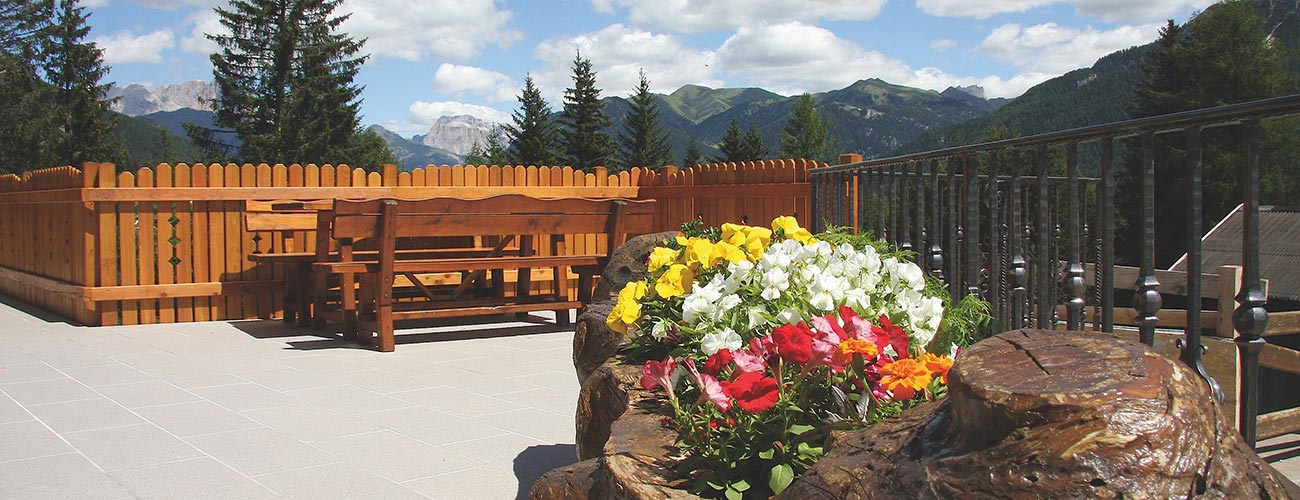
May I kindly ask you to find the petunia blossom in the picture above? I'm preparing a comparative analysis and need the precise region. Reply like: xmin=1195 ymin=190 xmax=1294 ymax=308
xmin=640 ymin=356 xmax=678 ymax=402
xmin=771 ymin=322 xmax=815 ymax=364
xmin=727 ymin=371 xmax=780 ymax=412
xmin=684 ymin=359 xmax=730 ymax=411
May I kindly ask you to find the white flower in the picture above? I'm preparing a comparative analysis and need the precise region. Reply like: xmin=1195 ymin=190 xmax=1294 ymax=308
xmin=777 ymin=308 xmax=804 ymax=325
xmin=809 ymin=291 xmax=834 ymax=312
xmin=700 ymin=328 xmax=742 ymax=355
xmin=651 ymin=320 xmax=672 ymax=341
xmin=718 ymin=294 xmax=743 ymax=315
xmin=746 ymin=307 xmax=770 ymax=331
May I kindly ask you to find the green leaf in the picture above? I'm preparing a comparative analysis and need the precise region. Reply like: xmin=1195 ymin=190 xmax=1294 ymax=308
xmin=788 ymin=424 xmax=815 ymax=436
xmin=758 ymin=448 xmax=775 ymax=460
xmin=769 ymin=463 xmax=795 ymax=495
xmin=732 ymin=479 xmax=751 ymax=492
xmin=707 ymin=480 xmax=726 ymax=491
xmin=724 ymin=486 xmax=743 ymax=500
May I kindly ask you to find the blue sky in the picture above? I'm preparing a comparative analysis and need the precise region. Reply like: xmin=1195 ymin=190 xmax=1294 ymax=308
xmin=83 ymin=0 xmax=1213 ymax=138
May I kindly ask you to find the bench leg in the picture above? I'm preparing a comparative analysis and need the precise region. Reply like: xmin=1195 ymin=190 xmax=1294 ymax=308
xmin=357 ymin=274 xmax=376 ymax=347
xmin=282 ymin=265 xmax=298 ymax=324
xmin=340 ymin=272 xmax=358 ymax=341
xmin=556 ymin=309 xmax=571 ymax=327
xmin=295 ymin=263 xmax=313 ymax=327
xmin=312 ymin=268 xmax=330 ymax=330
xmin=376 ymin=273 xmax=395 ymax=353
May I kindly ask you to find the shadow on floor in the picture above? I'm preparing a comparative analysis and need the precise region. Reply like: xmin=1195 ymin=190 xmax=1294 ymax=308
xmin=514 ymin=444 xmax=578 ymax=500
xmin=1261 ymin=437 xmax=1300 ymax=463
xmin=0 ymin=292 xmax=80 ymax=326
xmin=227 ymin=313 xmax=573 ymax=351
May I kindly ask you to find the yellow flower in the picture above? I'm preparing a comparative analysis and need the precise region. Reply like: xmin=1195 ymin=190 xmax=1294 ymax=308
xmin=720 ymin=223 xmax=749 ymax=246
xmin=711 ymin=241 xmax=747 ymax=265
xmin=647 ymin=247 xmax=680 ymax=273
xmin=684 ymin=238 xmax=715 ymax=269
xmin=655 ymin=264 xmax=695 ymax=298
xmin=771 ymin=215 xmax=815 ymax=244
xmin=606 ymin=281 xmax=648 ymax=335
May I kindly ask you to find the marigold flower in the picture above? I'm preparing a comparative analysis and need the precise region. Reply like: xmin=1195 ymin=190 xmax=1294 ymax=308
xmin=918 ymin=352 xmax=954 ymax=384
xmin=647 ymin=247 xmax=680 ymax=273
xmin=835 ymin=338 xmax=879 ymax=366
xmin=727 ymin=371 xmax=780 ymax=412
xmin=879 ymin=358 xmax=932 ymax=400
xmin=655 ymin=264 xmax=694 ymax=298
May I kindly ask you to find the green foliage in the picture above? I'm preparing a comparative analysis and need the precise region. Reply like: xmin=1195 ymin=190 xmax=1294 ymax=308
xmin=464 ymin=128 xmax=507 ymax=166
xmin=0 ymin=0 xmax=121 ymax=172
xmin=205 ymin=0 xmax=372 ymax=165
xmin=504 ymin=75 xmax=559 ymax=166
xmin=682 ymin=135 xmax=703 ymax=167
xmin=779 ymin=93 xmax=836 ymax=163
xmin=113 ymin=113 xmax=203 ymax=169
xmin=619 ymin=70 xmax=673 ymax=171
xmin=712 ymin=119 xmax=768 ymax=162
xmin=559 ymin=51 xmax=616 ymax=171
xmin=341 ymin=128 xmax=395 ymax=172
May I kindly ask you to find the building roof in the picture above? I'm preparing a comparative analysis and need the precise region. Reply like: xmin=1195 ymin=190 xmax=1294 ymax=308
xmin=1169 ymin=205 xmax=1300 ymax=302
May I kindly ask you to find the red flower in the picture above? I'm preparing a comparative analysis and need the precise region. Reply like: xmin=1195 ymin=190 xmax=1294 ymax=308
xmin=703 ymin=348 xmax=733 ymax=377
xmin=641 ymin=356 xmax=677 ymax=400
xmin=876 ymin=314 xmax=911 ymax=359
xmin=771 ymin=322 xmax=815 ymax=364
xmin=727 ymin=371 xmax=780 ymax=412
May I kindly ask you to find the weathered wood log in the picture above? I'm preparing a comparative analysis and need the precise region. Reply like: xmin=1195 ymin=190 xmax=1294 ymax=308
xmin=590 ymin=230 xmax=677 ymax=302
xmin=779 ymin=329 xmax=1299 ymax=499
xmin=574 ymin=231 xmax=675 ymax=384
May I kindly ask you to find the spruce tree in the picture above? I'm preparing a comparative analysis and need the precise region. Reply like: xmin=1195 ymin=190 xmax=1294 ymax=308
xmin=741 ymin=127 xmax=769 ymax=161
xmin=682 ymin=135 xmax=702 ymax=167
xmin=559 ymin=51 xmax=615 ymax=171
xmin=484 ymin=125 xmax=507 ymax=165
xmin=712 ymin=119 xmax=745 ymax=163
xmin=780 ymin=93 xmax=835 ymax=163
xmin=44 ymin=0 xmax=121 ymax=167
xmin=464 ymin=141 xmax=487 ymax=166
xmin=504 ymin=75 xmax=559 ymax=166
xmin=618 ymin=69 xmax=671 ymax=170
xmin=207 ymin=0 xmax=388 ymax=166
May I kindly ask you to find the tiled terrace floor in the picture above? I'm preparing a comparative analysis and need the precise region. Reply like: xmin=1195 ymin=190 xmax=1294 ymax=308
xmin=2 ymin=294 xmax=1299 ymax=500
xmin=0 ymin=296 xmax=581 ymax=500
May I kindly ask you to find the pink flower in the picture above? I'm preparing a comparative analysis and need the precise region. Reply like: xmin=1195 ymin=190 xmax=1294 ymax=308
xmin=684 ymin=359 xmax=730 ymax=411
xmin=641 ymin=356 xmax=677 ymax=401
xmin=732 ymin=350 xmax=767 ymax=374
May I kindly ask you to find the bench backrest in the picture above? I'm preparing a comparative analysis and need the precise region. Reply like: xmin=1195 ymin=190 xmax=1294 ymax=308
xmin=330 ymin=194 xmax=657 ymax=255
xmin=244 ymin=200 xmax=332 ymax=253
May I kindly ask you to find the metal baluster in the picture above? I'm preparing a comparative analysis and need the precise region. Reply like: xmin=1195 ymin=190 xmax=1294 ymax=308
xmin=914 ymin=161 xmax=925 ymax=258
xmin=1100 ymin=138 xmax=1115 ymax=333
xmin=1065 ymin=142 xmax=1085 ymax=331
xmin=1035 ymin=145 xmax=1052 ymax=329
xmin=947 ymin=159 xmax=960 ymax=298
xmin=929 ymin=159 xmax=945 ymax=281
xmin=1179 ymin=126 xmax=1223 ymax=403
xmin=987 ymin=152 xmax=1001 ymax=307
xmin=900 ymin=163 xmax=912 ymax=253
xmin=1135 ymin=132 xmax=1161 ymax=346
xmin=811 ymin=170 xmax=822 ymax=231
xmin=1009 ymin=148 xmax=1026 ymax=330
xmin=965 ymin=154 xmax=981 ymax=299
xmin=856 ymin=170 xmax=868 ymax=234
xmin=1234 ymin=119 xmax=1269 ymax=447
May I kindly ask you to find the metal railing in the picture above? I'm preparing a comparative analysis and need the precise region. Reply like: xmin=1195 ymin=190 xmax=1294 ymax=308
xmin=811 ymin=94 xmax=1300 ymax=446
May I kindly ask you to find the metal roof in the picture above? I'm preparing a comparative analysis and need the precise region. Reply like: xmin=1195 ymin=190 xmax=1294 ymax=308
xmin=1170 ymin=205 xmax=1300 ymax=302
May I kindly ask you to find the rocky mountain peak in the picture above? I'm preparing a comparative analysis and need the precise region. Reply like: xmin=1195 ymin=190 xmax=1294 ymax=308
xmin=418 ymin=115 xmax=496 ymax=156
xmin=108 ymin=80 xmax=216 ymax=116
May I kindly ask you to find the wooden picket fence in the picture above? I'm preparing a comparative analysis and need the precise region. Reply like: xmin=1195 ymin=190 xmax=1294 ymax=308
xmin=0 ymin=159 xmax=818 ymax=326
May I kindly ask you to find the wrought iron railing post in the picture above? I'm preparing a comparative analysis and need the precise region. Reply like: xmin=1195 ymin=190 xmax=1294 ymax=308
xmin=1135 ymin=132 xmax=1161 ymax=346
xmin=900 ymin=163 xmax=912 ymax=253
xmin=1179 ymin=126 xmax=1223 ymax=403
xmin=1234 ymin=120 xmax=1269 ymax=447
xmin=929 ymin=160 xmax=945 ymax=281
xmin=1099 ymin=138 xmax=1115 ymax=333
xmin=947 ymin=159 xmax=959 ymax=297
xmin=986 ymin=152 xmax=1000 ymax=305
xmin=1065 ymin=142 xmax=1085 ymax=330
xmin=1035 ymin=146 xmax=1052 ymax=328
xmin=964 ymin=155 xmax=981 ymax=299
xmin=1009 ymin=149 xmax=1026 ymax=330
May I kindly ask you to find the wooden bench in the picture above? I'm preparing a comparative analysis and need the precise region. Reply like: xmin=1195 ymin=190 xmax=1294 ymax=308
xmin=314 ymin=195 xmax=657 ymax=351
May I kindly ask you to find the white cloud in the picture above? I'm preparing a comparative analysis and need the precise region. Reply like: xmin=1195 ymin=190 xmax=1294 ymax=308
xmin=929 ymin=38 xmax=958 ymax=51
xmin=916 ymin=0 xmax=1212 ymax=22
xmin=127 ymin=0 xmax=218 ymax=8
xmin=179 ymin=9 xmax=223 ymax=55
xmin=593 ymin=0 xmax=887 ymax=33
xmin=94 ymin=29 xmax=175 ymax=64
xmin=340 ymin=0 xmax=522 ymax=61
xmin=532 ymin=24 xmax=721 ymax=104
xmin=431 ymin=64 xmax=515 ymax=103
xmin=978 ymin=22 xmax=1160 ymax=75
xmin=407 ymin=101 xmax=511 ymax=129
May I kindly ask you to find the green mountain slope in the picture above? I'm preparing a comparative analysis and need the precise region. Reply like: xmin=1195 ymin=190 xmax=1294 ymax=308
xmin=366 ymin=125 xmax=460 ymax=170
xmin=113 ymin=112 xmax=203 ymax=169
xmin=660 ymin=85 xmax=784 ymax=124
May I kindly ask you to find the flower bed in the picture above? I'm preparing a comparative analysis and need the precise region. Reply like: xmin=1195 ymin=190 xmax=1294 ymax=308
xmin=606 ymin=217 xmax=989 ymax=499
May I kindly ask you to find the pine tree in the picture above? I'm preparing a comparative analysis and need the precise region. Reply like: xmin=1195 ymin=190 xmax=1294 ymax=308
xmin=780 ymin=93 xmax=835 ymax=163
xmin=742 ymin=127 xmax=769 ymax=161
xmin=618 ymin=69 xmax=671 ymax=170
xmin=464 ymin=141 xmax=487 ymax=166
xmin=682 ymin=135 xmax=702 ymax=167
xmin=713 ymin=119 xmax=769 ymax=163
xmin=504 ymin=75 xmax=559 ymax=166
xmin=559 ymin=51 xmax=615 ymax=171
xmin=207 ymin=0 xmax=387 ymax=166
xmin=484 ymin=125 xmax=507 ymax=165
xmin=44 ymin=0 xmax=121 ymax=167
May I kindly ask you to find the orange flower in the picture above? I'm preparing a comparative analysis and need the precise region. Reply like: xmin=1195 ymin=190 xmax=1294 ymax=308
xmin=878 ymin=358 xmax=932 ymax=400
xmin=834 ymin=338 xmax=879 ymax=366
xmin=918 ymin=352 xmax=954 ymax=384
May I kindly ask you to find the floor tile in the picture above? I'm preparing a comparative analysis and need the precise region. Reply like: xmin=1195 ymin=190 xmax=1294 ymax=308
xmin=476 ymin=407 xmax=578 ymax=444
xmin=0 ymin=393 xmax=32 ymax=424
xmin=184 ymin=427 xmax=340 ymax=477
xmin=63 ymin=423 xmax=203 ymax=472
xmin=391 ymin=386 xmax=526 ymax=418
xmin=404 ymin=465 xmax=523 ymax=500
xmin=33 ymin=350 xmax=117 ymax=370
xmin=242 ymin=403 xmax=379 ymax=443
xmin=27 ymin=397 xmax=145 ymax=433
xmin=439 ymin=432 xmax=546 ymax=468
xmin=135 ymin=400 xmax=264 ymax=437
xmin=286 ymin=384 xmax=414 ymax=415
xmin=0 ymin=453 xmax=131 ymax=500
xmin=190 ymin=382 xmax=300 ymax=412
xmin=493 ymin=387 xmax=578 ymax=416
xmin=0 ymin=362 xmax=65 ymax=384
xmin=1 ymin=377 xmax=99 ymax=406
xmin=109 ymin=457 xmax=279 ymax=500
xmin=256 ymin=462 xmax=432 ymax=500
xmin=236 ymin=367 xmax=338 ymax=392
xmin=313 ymin=430 xmax=483 ymax=483
xmin=0 ymin=420 xmax=73 ymax=462
xmin=62 ymin=363 xmax=154 ymax=387
xmin=367 ymin=406 xmax=511 ymax=446
xmin=330 ymin=368 xmax=431 ymax=394
xmin=95 ymin=379 xmax=202 ymax=408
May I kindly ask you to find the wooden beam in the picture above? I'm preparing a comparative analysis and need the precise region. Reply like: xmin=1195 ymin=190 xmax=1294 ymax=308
xmin=638 ymin=182 xmax=809 ymax=200
xmin=1260 ymin=343 xmax=1300 ymax=376
xmin=1258 ymin=406 xmax=1300 ymax=441
xmin=1264 ymin=311 xmax=1300 ymax=337
xmin=82 ymin=281 xmax=281 ymax=301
